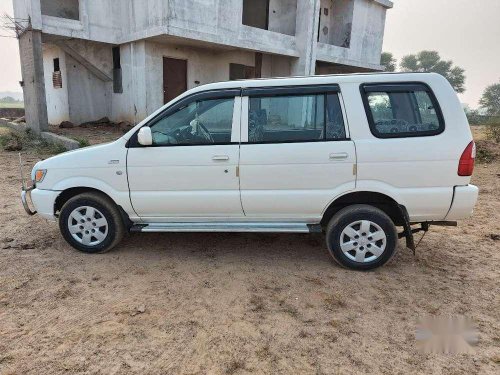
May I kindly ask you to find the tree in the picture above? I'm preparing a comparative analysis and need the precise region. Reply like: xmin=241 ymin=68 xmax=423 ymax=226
xmin=479 ymin=82 xmax=500 ymax=116
xmin=400 ymin=51 xmax=466 ymax=93
xmin=0 ymin=96 xmax=17 ymax=103
xmin=380 ymin=52 xmax=396 ymax=72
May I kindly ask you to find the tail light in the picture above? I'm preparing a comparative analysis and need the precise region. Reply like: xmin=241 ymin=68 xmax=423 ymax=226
xmin=458 ymin=141 xmax=476 ymax=176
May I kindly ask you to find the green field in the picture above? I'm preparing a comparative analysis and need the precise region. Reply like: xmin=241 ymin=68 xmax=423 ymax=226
xmin=0 ymin=102 xmax=24 ymax=109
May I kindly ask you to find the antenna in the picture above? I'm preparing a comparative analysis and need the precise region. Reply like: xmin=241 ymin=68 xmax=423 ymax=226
xmin=19 ymin=152 xmax=26 ymax=190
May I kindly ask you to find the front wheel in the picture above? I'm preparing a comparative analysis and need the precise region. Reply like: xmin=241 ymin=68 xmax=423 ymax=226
xmin=326 ymin=204 xmax=397 ymax=270
xmin=59 ymin=192 xmax=125 ymax=253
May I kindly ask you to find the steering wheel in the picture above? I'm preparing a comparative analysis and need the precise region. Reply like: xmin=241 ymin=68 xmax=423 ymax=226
xmin=173 ymin=126 xmax=192 ymax=142
xmin=197 ymin=122 xmax=214 ymax=143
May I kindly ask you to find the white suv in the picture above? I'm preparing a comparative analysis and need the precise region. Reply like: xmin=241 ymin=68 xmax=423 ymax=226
xmin=21 ymin=73 xmax=478 ymax=270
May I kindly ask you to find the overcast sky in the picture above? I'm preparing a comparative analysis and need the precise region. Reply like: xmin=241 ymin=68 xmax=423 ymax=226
xmin=0 ymin=0 xmax=499 ymax=107
xmin=383 ymin=0 xmax=500 ymax=107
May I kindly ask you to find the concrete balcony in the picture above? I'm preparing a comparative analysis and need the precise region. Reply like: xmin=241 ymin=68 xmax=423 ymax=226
xmin=316 ymin=42 xmax=383 ymax=71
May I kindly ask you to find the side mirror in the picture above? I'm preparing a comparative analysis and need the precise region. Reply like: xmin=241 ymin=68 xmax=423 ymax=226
xmin=137 ymin=127 xmax=152 ymax=146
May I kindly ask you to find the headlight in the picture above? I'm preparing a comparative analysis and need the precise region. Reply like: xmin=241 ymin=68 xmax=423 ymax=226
xmin=34 ymin=169 xmax=47 ymax=183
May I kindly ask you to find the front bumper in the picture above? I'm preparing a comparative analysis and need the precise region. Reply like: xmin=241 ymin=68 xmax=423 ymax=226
xmin=21 ymin=186 xmax=37 ymax=215
xmin=21 ymin=187 xmax=60 ymax=221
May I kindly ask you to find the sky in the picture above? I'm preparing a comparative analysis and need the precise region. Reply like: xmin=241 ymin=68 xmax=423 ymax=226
xmin=0 ymin=0 xmax=499 ymax=107
xmin=0 ymin=0 xmax=19 ymax=94
xmin=383 ymin=0 xmax=500 ymax=107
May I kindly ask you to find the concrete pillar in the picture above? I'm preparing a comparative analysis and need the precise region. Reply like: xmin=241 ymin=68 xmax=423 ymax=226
xmin=18 ymin=30 xmax=49 ymax=132
xmin=131 ymin=41 xmax=148 ymax=123
xmin=291 ymin=0 xmax=320 ymax=76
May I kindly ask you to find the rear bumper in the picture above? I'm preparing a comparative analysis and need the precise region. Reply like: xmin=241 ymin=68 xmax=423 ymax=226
xmin=21 ymin=188 xmax=59 ymax=221
xmin=445 ymin=185 xmax=479 ymax=220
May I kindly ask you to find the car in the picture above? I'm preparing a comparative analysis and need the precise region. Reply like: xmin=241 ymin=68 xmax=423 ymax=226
xmin=21 ymin=72 xmax=478 ymax=270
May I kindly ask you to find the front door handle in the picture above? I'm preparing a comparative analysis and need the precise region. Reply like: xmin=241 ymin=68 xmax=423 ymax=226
xmin=212 ymin=155 xmax=229 ymax=161
xmin=329 ymin=152 xmax=349 ymax=160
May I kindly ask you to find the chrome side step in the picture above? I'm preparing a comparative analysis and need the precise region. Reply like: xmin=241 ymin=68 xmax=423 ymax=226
xmin=131 ymin=222 xmax=322 ymax=233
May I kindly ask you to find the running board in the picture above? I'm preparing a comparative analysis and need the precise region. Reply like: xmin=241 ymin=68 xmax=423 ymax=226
xmin=131 ymin=222 xmax=322 ymax=233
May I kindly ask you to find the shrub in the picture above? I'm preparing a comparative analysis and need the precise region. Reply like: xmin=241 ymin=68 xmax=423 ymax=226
xmin=485 ymin=121 xmax=500 ymax=143
xmin=476 ymin=144 xmax=495 ymax=163
xmin=73 ymin=137 xmax=90 ymax=148
xmin=475 ymin=139 xmax=498 ymax=163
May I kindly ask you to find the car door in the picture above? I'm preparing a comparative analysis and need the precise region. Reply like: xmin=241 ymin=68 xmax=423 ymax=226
xmin=238 ymin=86 xmax=356 ymax=221
xmin=127 ymin=90 xmax=244 ymax=220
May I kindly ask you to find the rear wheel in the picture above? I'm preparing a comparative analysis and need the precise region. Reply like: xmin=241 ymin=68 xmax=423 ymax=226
xmin=59 ymin=192 xmax=125 ymax=253
xmin=326 ymin=204 xmax=397 ymax=270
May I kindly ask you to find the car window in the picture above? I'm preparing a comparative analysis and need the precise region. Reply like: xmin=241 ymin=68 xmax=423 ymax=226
xmin=248 ymin=93 xmax=346 ymax=143
xmin=150 ymin=98 xmax=234 ymax=146
xmin=363 ymin=84 xmax=443 ymax=138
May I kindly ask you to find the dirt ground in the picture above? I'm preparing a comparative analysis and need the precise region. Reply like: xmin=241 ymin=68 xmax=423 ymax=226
xmin=0 ymin=127 xmax=499 ymax=374
xmin=49 ymin=123 xmax=127 ymax=146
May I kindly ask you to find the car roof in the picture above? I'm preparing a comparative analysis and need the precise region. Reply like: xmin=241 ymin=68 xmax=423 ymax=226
xmin=187 ymin=72 xmax=443 ymax=94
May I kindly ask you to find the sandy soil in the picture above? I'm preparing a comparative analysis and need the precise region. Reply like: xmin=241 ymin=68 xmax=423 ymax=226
xmin=0 ymin=127 xmax=499 ymax=374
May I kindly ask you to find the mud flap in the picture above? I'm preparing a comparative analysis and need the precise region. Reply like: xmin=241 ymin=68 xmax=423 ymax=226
xmin=398 ymin=205 xmax=416 ymax=254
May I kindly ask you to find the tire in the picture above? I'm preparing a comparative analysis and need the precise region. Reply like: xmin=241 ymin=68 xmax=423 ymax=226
xmin=59 ymin=192 xmax=125 ymax=253
xmin=326 ymin=204 xmax=397 ymax=270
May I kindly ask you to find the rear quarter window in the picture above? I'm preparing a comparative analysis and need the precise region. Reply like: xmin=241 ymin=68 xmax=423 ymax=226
xmin=361 ymin=83 xmax=445 ymax=138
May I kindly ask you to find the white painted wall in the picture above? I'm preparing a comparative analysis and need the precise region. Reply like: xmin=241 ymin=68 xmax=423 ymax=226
xmin=42 ymin=45 xmax=69 ymax=124
xmin=111 ymin=43 xmax=135 ymax=123
xmin=66 ymin=55 xmax=110 ymax=124
xmin=62 ymin=40 xmax=113 ymax=124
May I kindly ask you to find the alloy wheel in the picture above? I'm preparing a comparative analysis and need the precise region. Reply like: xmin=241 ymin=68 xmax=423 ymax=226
xmin=67 ymin=206 xmax=109 ymax=246
xmin=339 ymin=220 xmax=387 ymax=263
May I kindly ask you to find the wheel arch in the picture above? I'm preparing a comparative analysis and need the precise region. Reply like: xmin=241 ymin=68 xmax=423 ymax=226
xmin=321 ymin=191 xmax=406 ymax=228
xmin=54 ymin=187 xmax=132 ymax=228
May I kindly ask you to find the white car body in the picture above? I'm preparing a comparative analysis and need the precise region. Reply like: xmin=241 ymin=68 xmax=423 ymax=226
xmin=25 ymin=72 xmax=478 ymax=260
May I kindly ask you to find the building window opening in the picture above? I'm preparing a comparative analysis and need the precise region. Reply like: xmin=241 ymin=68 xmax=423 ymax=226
xmin=41 ymin=0 xmax=80 ymax=21
xmin=52 ymin=58 xmax=62 ymax=89
xmin=242 ymin=0 xmax=297 ymax=36
xmin=53 ymin=58 xmax=60 ymax=72
xmin=112 ymin=46 xmax=123 ymax=93
xmin=242 ymin=0 xmax=269 ymax=30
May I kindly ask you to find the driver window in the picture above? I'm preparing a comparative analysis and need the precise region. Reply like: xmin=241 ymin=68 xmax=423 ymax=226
xmin=150 ymin=97 xmax=234 ymax=146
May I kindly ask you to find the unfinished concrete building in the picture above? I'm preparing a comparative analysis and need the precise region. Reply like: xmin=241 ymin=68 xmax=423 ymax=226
xmin=13 ymin=0 xmax=393 ymax=131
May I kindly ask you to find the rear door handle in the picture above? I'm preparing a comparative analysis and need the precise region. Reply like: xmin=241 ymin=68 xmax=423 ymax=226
xmin=329 ymin=152 xmax=349 ymax=160
xmin=212 ymin=155 xmax=229 ymax=161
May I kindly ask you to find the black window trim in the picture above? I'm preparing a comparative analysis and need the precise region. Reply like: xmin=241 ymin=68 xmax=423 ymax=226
xmin=360 ymin=82 xmax=445 ymax=139
xmin=243 ymin=84 xmax=340 ymax=97
xmin=128 ymin=84 xmax=347 ymax=148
